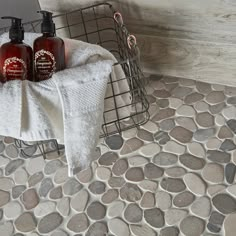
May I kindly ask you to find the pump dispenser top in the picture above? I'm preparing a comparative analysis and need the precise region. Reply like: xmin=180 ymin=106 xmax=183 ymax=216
xmin=38 ymin=11 xmax=55 ymax=36
xmin=34 ymin=10 xmax=65 ymax=81
xmin=1 ymin=16 xmax=24 ymax=42
xmin=0 ymin=16 xmax=33 ymax=81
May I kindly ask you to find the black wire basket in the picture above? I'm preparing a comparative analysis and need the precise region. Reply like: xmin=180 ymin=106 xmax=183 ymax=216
xmin=0 ymin=2 xmax=149 ymax=159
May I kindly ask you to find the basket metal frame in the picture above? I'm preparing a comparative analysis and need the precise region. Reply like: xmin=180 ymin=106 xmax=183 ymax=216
xmin=0 ymin=2 xmax=149 ymax=158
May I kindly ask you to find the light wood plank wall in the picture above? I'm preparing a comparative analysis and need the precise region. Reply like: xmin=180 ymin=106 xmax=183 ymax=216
xmin=38 ymin=0 xmax=236 ymax=86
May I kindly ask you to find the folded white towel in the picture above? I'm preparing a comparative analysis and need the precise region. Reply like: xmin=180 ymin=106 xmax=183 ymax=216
xmin=0 ymin=33 xmax=131 ymax=176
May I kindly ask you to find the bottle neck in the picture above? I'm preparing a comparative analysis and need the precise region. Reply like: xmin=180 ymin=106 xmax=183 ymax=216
xmin=10 ymin=39 xmax=22 ymax=43
xmin=43 ymin=32 xmax=55 ymax=37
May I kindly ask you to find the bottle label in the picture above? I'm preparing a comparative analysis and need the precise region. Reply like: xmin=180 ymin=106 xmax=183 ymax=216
xmin=35 ymin=49 xmax=56 ymax=80
xmin=3 ymin=57 xmax=27 ymax=80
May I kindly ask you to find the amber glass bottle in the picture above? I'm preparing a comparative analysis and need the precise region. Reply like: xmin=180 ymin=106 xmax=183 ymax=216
xmin=34 ymin=11 xmax=65 ymax=81
xmin=0 ymin=17 xmax=33 ymax=82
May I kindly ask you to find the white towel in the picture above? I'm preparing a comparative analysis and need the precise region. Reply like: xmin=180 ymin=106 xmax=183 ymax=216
xmin=0 ymin=33 xmax=131 ymax=176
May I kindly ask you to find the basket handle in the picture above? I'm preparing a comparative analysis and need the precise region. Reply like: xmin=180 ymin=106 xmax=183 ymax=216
xmin=114 ymin=12 xmax=137 ymax=49
xmin=114 ymin=12 xmax=124 ymax=25
xmin=127 ymin=34 xmax=137 ymax=49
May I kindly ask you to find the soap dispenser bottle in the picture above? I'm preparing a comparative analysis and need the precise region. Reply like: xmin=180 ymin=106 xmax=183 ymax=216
xmin=0 ymin=17 xmax=33 ymax=82
xmin=34 ymin=10 xmax=65 ymax=81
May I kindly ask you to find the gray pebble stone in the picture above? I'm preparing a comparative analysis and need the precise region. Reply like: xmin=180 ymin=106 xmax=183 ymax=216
xmin=153 ymin=152 xmax=178 ymax=166
xmin=101 ymin=189 xmax=119 ymax=204
xmin=12 ymin=185 xmax=26 ymax=199
xmin=0 ymin=190 xmax=10 ymax=207
xmin=144 ymin=163 xmax=164 ymax=179
xmin=85 ymin=222 xmax=108 ymax=236
xmin=207 ymin=150 xmax=231 ymax=163
xmin=144 ymin=208 xmax=164 ymax=228
xmin=152 ymin=108 xmax=175 ymax=121
xmin=209 ymin=211 xmax=225 ymax=226
xmin=130 ymin=224 xmax=157 ymax=236
xmin=21 ymin=145 xmax=37 ymax=157
xmin=112 ymin=159 xmax=128 ymax=176
xmin=160 ymin=227 xmax=179 ymax=236
xmin=165 ymin=167 xmax=186 ymax=177
xmin=44 ymin=160 xmax=62 ymax=175
xmin=125 ymin=167 xmax=144 ymax=182
xmin=108 ymin=177 xmax=125 ymax=188
xmin=87 ymin=202 xmax=106 ymax=220
xmin=28 ymin=172 xmax=43 ymax=187
xmin=146 ymin=95 xmax=156 ymax=103
xmin=140 ymin=192 xmax=155 ymax=208
xmin=193 ymin=128 xmax=215 ymax=142
xmin=0 ymin=221 xmax=14 ymax=236
xmin=49 ymin=186 xmax=63 ymax=199
xmin=227 ymin=96 xmax=236 ymax=104
xmin=51 ymin=230 xmax=68 ymax=236
xmin=38 ymin=212 xmax=63 ymax=234
xmin=5 ymin=144 xmax=19 ymax=158
xmin=176 ymin=117 xmax=197 ymax=131
xmin=184 ymin=92 xmax=203 ymax=104
xmin=76 ymin=167 xmax=93 ymax=184
xmin=120 ymin=183 xmax=143 ymax=202
xmin=5 ymin=159 xmax=24 ymax=176
xmin=105 ymin=135 xmax=124 ymax=150
xmin=89 ymin=181 xmax=106 ymax=194
xmin=137 ymin=129 xmax=154 ymax=142
xmin=172 ymin=86 xmax=192 ymax=98
xmin=209 ymin=102 xmax=226 ymax=114
xmin=196 ymin=112 xmax=214 ymax=127
xmin=15 ymin=212 xmax=37 ymax=233
xmin=227 ymin=119 xmax=236 ymax=133
xmin=124 ymin=203 xmax=143 ymax=223
xmin=156 ymin=191 xmax=172 ymax=210
xmin=0 ymin=141 xmax=5 ymax=153
xmin=63 ymin=178 xmax=82 ymax=196
xmin=120 ymin=138 xmax=143 ymax=155
xmin=0 ymin=209 xmax=2 ymax=220
xmin=153 ymin=89 xmax=171 ymax=98
xmin=4 ymin=137 xmax=15 ymax=144
xmin=165 ymin=83 xmax=179 ymax=91
xmin=98 ymin=152 xmax=119 ymax=166
xmin=159 ymin=119 xmax=175 ymax=131
xmin=161 ymin=178 xmax=186 ymax=192
xmin=218 ymin=126 xmax=233 ymax=139
xmin=225 ymin=163 xmax=236 ymax=184
xmin=57 ymin=197 xmax=70 ymax=216
xmin=207 ymin=223 xmax=221 ymax=233
xmin=173 ymin=191 xmax=195 ymax=207
xmin=179 ymin=153 xmax=205 ymax=170
xmin=180 ymin=216 xmax=205 ymax=236
xmin=212 ymin=194 xmax=236 ymax=214
xmin=165 ymin=208 xmax=188 ymax=225
xmin=153 ymin=131 xmax=170 ymax=145
xmin=39 ymin=178 xmax=54 ymax=197
xmin=191 ymin=196 xmax=211 ymax=218
xmin=67 ymin=213 xmax=89 ymax=233
xmin=108 ymin=218 xmax=130 ymax=236
xmin=157 ymin=99 xmax=169 ymax=108
xmin=21 ymin=188 xmax=39 ymax=210
xmin=170 ymin=126 xmax=193 ymax=143
xmin=71 ymin=189 xmax=89 ymax=212
xmin=206 ymin=91 xmax=225 ymax=104
xmin=220 ymin=139 xmax=236 ymax=151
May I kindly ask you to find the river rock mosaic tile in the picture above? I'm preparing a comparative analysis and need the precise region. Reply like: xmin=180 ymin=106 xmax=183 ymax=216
xmin=1 ymin=75 xmax=236 ymax=235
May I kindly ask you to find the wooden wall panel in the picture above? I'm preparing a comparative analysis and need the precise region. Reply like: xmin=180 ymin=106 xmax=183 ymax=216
xmin=38 ymin=0 xmax=236 ymax=86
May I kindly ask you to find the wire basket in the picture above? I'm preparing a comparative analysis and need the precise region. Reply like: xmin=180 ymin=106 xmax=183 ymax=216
xmin=0 ymin=2 xmax=149 ymax=158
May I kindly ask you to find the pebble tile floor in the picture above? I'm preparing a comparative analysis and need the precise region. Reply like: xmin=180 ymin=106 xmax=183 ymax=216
xmin=1 ymin=75 xmax=236 ymax=235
